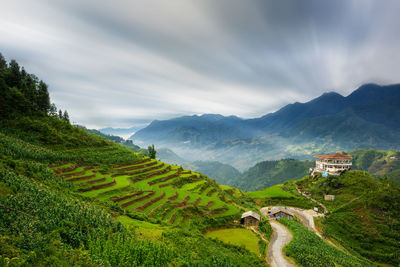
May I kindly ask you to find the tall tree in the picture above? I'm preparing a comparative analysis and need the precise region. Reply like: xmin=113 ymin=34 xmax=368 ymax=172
xmin=37 ymin=81 xmax=51 ymax=114
xmin=148 ymin=144 xmax=156 ymax=159
xmin=6 ymin=59 xmax=21 ymax=88
xmin=58 ymin=109 xmax=63 ymax=119
xmin=0 ymin=53 xmax=6 ymax=70
xmin=63 ymin=110 xmax=70 ymax=122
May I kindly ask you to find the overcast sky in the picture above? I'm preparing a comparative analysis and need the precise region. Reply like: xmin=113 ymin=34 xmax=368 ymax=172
xmin=1 ymin=0 xmax=399 ymax=128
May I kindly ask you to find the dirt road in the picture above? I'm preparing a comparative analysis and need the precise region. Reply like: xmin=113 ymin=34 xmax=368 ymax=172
xmin=285 ymin=207 xmax=324 ymax=236
xmin=268 ymin=220 xmax=295 ymax=267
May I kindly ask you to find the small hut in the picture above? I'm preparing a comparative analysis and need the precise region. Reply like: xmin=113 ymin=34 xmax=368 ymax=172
xmin=270 ymin=207 xmax=294 ymax=220
xmin=324 ymin=195 xmax=335 ymax=201
xmin=241 ymin=211 xmax=261 ymax=226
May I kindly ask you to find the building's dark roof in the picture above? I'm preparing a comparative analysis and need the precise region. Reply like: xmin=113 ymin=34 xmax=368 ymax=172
xmin=241 ymin=211 xmax=261 ymax=221
xmin=315 ymin=153 xmax=352 ymax=160
xmin=270 ymin=207 xmax=294 ymax=216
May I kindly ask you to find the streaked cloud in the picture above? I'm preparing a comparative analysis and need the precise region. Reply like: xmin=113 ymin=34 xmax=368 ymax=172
xmin=1 ymin=0 xmax=399 ymax=128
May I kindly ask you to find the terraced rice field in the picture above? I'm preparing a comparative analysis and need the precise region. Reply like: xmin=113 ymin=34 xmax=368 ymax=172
xmin=51 ymin=156 xmax=241 ymax=225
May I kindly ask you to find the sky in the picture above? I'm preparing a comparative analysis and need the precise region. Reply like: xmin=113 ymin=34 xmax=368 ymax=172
xmin=1 ymin=0 xmax=400 ymax=128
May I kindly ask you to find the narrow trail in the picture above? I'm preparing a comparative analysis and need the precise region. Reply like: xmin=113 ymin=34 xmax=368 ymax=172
xmin=249 ymin=227 xmax=269 ymax=265
xmin=268 ymin=221 xmax=295 ymax=267
xmin=295 ymin=184 xmax=327 ymax=214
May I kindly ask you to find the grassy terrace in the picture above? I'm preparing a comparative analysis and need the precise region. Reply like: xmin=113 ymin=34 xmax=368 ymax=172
xmin=51 ymin=157 xmax=241 ymax=225
xmin=205 ymin=228 xmax=260 ymax=255
xmin=247 ymin=184 xmax=293 ymax=198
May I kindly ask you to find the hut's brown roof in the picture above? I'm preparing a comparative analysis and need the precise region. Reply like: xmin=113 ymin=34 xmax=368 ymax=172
xmin=270 ymin=207 xmax=294 ymax=216
xmin=241 ymin=211 xmax=261 ymax=221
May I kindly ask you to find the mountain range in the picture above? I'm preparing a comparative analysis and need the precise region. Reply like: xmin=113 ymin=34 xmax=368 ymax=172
xmin=99 ymin=126 xmax=143 ymax=139
xmin=131 ymin=83 xmax=400 ymax=170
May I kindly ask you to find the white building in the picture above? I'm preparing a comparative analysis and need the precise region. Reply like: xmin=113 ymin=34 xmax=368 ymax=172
xmin=313 ymin=153 xmax=352 ymax=176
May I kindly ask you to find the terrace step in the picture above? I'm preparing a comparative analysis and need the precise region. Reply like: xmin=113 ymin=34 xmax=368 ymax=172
xmin=169 ymin=212 xmax=177 ymax=224
xmin=131 ymin=166 xmax=171 ymax=183
xmin=49 ymin=162 xmax=68 ymax=168
xmin=158 ymin=183 xmax=172 ymax=188
xmin=54 ymin=163 xmax=83 ymax=174
xmin=210 ymin=207 xmax=228 ymax=215
xmin=111 ymin=158 xmax=150 ymax=168
xmin=65 ymin=174 xmax=96 ymax=182
xmin=199 ymin=184 xmax=209 ymax=194
xmin=206 ymin=201 xmax=215 ymax=208
xmin=80 ymin=177 xmax=106 ymax=185
xmin=120 ymin=191 xmax=155 ymax=208
xmin=78 ymin=179 xmax=116 ymax=193
xmin=113 ymin=163 xmax=165 ymax=177
xmin=147 ymin=171 xmax=180 ymax=185
xmin=58 ymin=166 xmax=94 ymax=178
xmin=111 ymin=191 xmax=146 ymax=202
xmin=168 ymin=191 xmax=178 ymax=201
xmin=136 ymin=192 xmax=166 ymax=212
xmin=115 ymin=160 xmax=157 ymax=172
xmin=207 ymin=188 xmax=217 ymax=197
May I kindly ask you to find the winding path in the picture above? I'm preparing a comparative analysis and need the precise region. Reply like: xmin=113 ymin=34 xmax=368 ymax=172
xmin=268 ymin=221 xmax=295 ymax=267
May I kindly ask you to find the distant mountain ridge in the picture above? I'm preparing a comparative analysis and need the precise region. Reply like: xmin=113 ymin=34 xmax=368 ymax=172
xmin=131 ymin=83 xmax=400 ymax=169
xmin=99 ymin=126 xmax=143 ymax=138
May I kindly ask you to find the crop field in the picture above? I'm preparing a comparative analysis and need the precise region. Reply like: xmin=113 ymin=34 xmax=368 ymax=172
xmin=205 ymin=228 xmax=259 ymax=255
xmin=280 ymin=218 xmax=375 ymax=267
xmin=51 ymin=156 xmax=241 ymax=226
xmin=247 ymin=184 xmax=294 ymax=199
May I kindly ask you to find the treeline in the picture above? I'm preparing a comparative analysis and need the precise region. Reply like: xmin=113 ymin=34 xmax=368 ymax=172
xmin=0 ymin=53 xmax=67 ymax=120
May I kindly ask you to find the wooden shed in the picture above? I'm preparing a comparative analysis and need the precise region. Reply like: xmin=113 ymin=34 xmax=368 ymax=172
xmin=270 ymin=207 xmax=294 ymax=220
xmin=241 ymin=211 xmax=261 ymax=226
xmin=324 ymin=195 xmax=335 ymax=201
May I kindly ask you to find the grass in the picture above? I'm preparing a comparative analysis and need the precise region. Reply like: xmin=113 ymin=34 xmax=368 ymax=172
xmin=247 ymin=184 xmax=294 ymax=198
xmin=117 ymin=215 xmax=166 ymax=241
xmin=205 ymin=228 xmax=259 ymax=255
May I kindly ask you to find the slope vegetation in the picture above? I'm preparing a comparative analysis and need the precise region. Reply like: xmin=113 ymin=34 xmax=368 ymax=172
xmin=296 ymin=171 xmax=400 ymax=266
xmin=349 ymin=149 xmax=400 ymax=184
xmin=234 ymin=159 xmax=313 ymax=191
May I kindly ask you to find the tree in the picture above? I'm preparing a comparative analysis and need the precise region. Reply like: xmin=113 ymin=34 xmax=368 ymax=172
xmin=63 ymin=110 xmax=70 ymax=122
xmin=58 ymin=109 xmax=63 ymax=119
xmin=37 ymin=81 xmax=51 ymax=114
xmin=148 ymin=144 xmax=156 ymax=159
xmin=6 ymin=59 xmax=21 ymax=88
xmin=0 ymin=53 xmax=6 ymax=70
xmin=49 ymin=104 xmax=58 ymax=117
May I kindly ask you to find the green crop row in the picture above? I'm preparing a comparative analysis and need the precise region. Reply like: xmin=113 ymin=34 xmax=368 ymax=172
xmin=280 ymin=218 xmax=375 ymax=267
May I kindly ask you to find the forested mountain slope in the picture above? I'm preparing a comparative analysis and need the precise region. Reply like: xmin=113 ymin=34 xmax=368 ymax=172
xmin=234 ymin=159 xmax=314 ymax=191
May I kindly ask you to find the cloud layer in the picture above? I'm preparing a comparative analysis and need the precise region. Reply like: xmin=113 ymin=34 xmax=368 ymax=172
xmin=1 ymin=0 xmax=399 ymax=128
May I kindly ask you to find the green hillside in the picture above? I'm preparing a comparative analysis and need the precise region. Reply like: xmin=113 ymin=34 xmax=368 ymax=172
xmin=233 ymin=158 xmax=314 ymax=191
xmin=0 ymin=54 xmax=264 ymax=266
xmin=349 ymin=149 xmax=400 ymax=184
xmin=296 ymin=171 xmax=400 ymax=266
